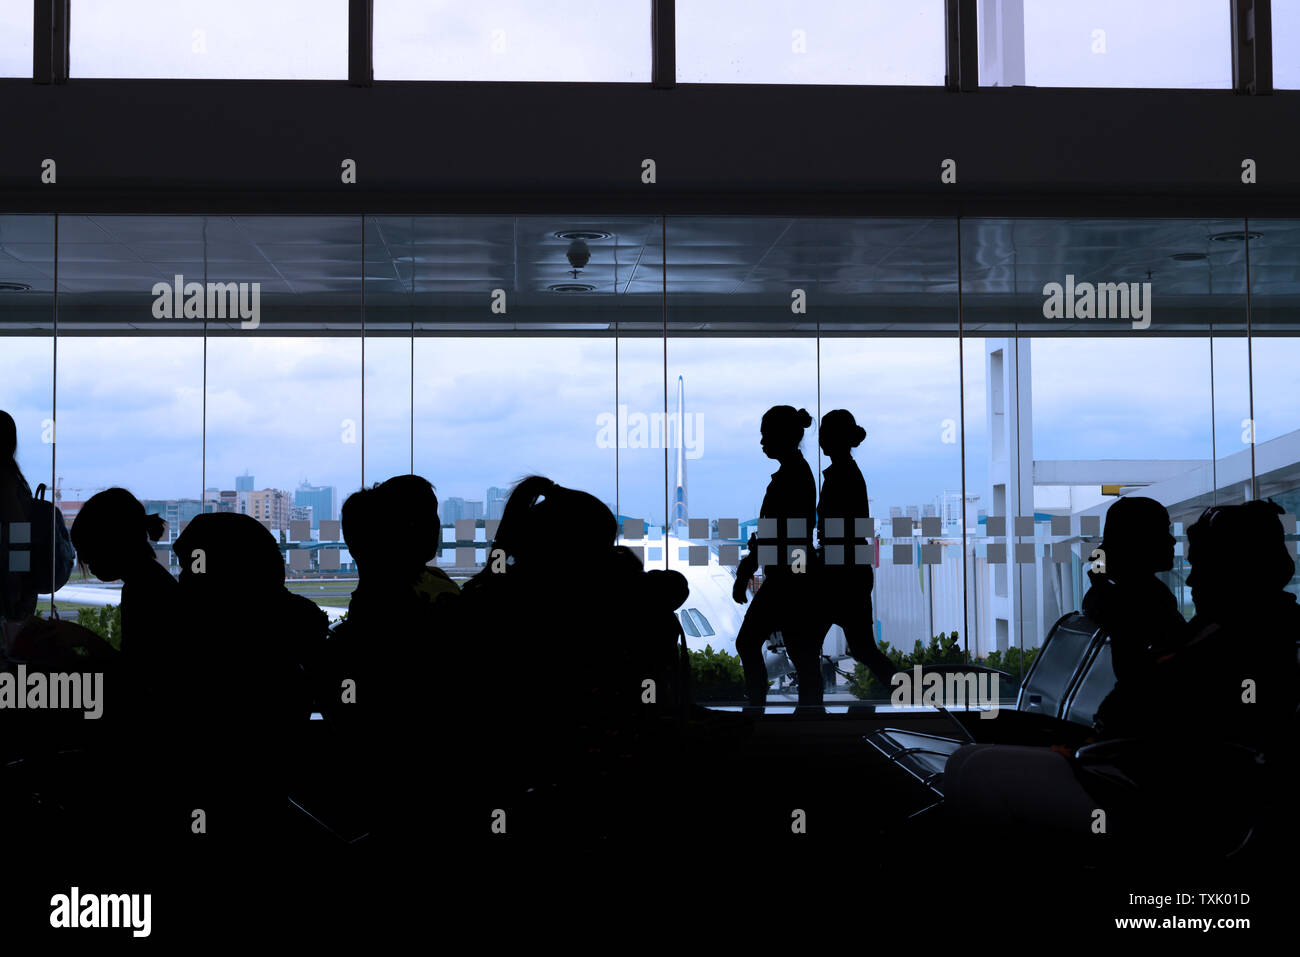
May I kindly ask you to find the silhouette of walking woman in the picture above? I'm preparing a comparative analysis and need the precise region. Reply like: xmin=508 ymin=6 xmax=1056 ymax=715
xmin=733 ymin=406 xmax=820 ymax=707
xmin=814 ymin=410 xmax=895 ymax=690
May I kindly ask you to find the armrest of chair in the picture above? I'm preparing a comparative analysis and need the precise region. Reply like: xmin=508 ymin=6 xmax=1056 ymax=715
xmin=1073 ymin=736 xmax=1142 ymax=762
xmin=914 ymin=664 xmax=1016 ymax=683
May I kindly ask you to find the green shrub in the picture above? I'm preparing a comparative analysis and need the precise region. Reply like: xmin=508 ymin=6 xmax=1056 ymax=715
xmin=847 ymin=630 xmax=966 ymax=699
xmin=688 ymin=643 xmax=769 ymax=701
xmin=75 ymin=604 xmax=122 ymax=651
xmin=980 ymin=644 xmax=1040 ymax=677
xmin=845 ymin=632 xmax=1039 ymax=700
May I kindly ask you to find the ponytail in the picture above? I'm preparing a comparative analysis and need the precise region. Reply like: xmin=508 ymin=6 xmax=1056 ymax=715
xmin=820 ymin=409 xmax=867 ymax=449
xmin=493 ymin=476 xmax=555 ymax=558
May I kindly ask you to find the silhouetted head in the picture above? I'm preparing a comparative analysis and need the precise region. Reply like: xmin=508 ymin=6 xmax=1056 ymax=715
xmin=1186 ymin=500 xmax=1295 ymax=618
xmin=818 ymin=409 xmax=866 ymax=458
xmin=173 ymin=512 xmax=285 ymax=599
xmin=70 ymin=488 xmax=167 ymax=582
xmin=0 ymin=409 xmax=26 ymax=486
xmin=341 ymin=484 xmax=380 ymax=571
xmin=342 ymin=476 xmax=439 ymax=579
xmin=1098 ymin=496 xmax=1175 ymax=578
xmin=760 ymin=406 xmax=813 ymax=460
xmin=493 ymin=475 xmax=617 ymax=568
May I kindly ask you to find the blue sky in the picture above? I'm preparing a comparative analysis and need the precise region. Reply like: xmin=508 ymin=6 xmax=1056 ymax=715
xmin=0 ymin=328 xmax=1289 ymax=528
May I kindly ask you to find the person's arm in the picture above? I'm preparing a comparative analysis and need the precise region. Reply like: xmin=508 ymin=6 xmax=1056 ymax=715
xmin=733 ymin=533 xmax=758 ymax=604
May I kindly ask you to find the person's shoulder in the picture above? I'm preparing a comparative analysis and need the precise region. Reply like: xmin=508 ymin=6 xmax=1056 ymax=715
xmin=283 ymin=591 xmax=331 ymax=632
xmin=143 ymin=557 xmax=179 ymax=588
xmin=778 ymin=455 xmax=814 ymax=483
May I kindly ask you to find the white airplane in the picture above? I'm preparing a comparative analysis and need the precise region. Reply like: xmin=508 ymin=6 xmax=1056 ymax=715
xmin=45 ymin=581 xmax=349 ymax=623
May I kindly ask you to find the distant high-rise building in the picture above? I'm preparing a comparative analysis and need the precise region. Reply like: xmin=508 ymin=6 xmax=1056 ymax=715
xmin=486 ymin=486 xmax=508 ymax=521
xmin=442 ymin=497 xmax=465 ymax=524
xmin=939 ymin=490 xmax=967 ymax=529
xmin=889 ymin=506 xmax=902 ymax=519
xmin=294 ymin=479 xmax=336 ymax=530
xmin=905 ymin=505 xmax=919 ymax=521
xmin=207 ymin=490 xmax=238 ymax=514
xmin=235 ymin=472 xmax=254 ymax=492
xmin=290 ymin=505 xmax=314 ymax=526
xmin=922 ymin=503 xmax=937 ymax=518
xmin=139 ymin=498 xmax=203 ymax=542
xmin=248 ymin=488 xmax=292 ymax=531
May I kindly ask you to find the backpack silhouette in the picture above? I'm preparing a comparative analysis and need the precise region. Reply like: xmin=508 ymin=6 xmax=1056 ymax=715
xmin=22 ymin=483 xmax=75 ymax=593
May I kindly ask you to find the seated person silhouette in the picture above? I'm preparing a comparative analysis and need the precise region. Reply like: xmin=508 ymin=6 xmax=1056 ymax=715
xmin=942 ymin=499 xmax=1300 ymax=861
xmin=69 ymin=488 xmax=177 ymax=706
xmin=732 ymin=406 xmax=821 ymax=707
xmin=1084 ymin=496 xmax=1189 ymax=737
xmin=330 ymin=474 xmax=458 ymax=838
xmin=332 ymin=475 xmax=458 ymax=725
xmin=461 ymin=476 xmax=689 ymax=801
xmin=813 ymin=409 xmax=895 ymax=691
xmin=57 ymin=489 xmax=176 ymax=833
xmin=170 ymin=512 xmax=330 ymax=848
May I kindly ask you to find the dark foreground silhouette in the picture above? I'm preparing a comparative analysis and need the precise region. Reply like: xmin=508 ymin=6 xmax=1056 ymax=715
xmin=1 ymin=404 xmax=1297 ymax=938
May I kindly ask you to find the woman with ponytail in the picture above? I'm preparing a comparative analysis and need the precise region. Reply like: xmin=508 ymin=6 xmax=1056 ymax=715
xmin=733 ymin=406 xmax=821 ymax=707
xmin=814 ymin=410 xmax=895 ymax=690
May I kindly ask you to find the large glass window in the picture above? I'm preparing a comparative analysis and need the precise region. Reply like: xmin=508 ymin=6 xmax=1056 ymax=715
xmin=0 ymin=3 xmax=34 ymax=78
xmin=201 ymin=217 xmax=362 ymax=582
xmin=979 ymin=0 xmax=1232 ymax=88
xmin=960 ymin=219 xmax=1249 ymax=678
xmin=71 ymin=0 xmax=349 ymax=79
xmin=375 ymin=1 xmax=652 ymax=82
xmin=678 ymin=0 xmax=945 ymax=85
xmin=1275 ymin=0 xmax=1300 ymax=90
xmin=53 ymin=216 xmax=207 ymax=582
xmin=1246 ymin=221 xmax=1300 ymax=598
xmin=2 ymin=211 xmax=1298 ymax=710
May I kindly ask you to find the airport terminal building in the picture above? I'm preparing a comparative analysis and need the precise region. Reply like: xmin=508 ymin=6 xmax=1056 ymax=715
xmin=1 ymin=0 xmax=1298 ymax=939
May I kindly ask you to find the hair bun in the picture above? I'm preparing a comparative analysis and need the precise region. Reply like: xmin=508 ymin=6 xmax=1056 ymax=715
xmin=798 ymin=408 xmax=812 ymax=427
xmin=144 ymin=513 xmax=168 ymax=543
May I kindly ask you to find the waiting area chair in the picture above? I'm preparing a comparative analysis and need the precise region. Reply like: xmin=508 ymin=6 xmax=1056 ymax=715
xmin=864 ymin=612 xmax=1111 ymax=803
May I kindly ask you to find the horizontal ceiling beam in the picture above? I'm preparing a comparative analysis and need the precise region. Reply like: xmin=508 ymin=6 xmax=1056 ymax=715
xmin=2 ymin=81 xmax=1299 ymax=216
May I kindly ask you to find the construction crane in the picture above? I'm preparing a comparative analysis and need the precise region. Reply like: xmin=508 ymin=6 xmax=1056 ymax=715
xmin=53 ymin=478 xmax=98 ymax=505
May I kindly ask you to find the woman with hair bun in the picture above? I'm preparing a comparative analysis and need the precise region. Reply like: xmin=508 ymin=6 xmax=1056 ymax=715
xmin=815 ymin=410 xmax=895 ymax=690
xmin=70 ymin=487 xmax=177 ymax=669
xmin=733 ymin=406 xmax=821 ymax=707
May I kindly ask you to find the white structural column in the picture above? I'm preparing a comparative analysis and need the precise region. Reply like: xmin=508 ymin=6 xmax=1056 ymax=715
xmin=985 ymin=337 xmax=1039 ymax=655
xmin=980 ymin=0 xmax=1026 ymax=87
